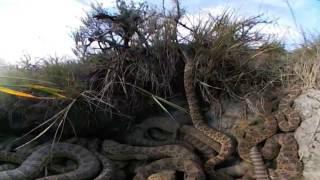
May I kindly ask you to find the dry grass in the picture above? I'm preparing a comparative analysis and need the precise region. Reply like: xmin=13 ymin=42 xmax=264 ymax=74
xmin=276 ymin=37 xmax=320 ymax=89
xmin=179 ymin=12 xmax=284 ymax=102
xmin=73 ymin=1 xmax=185 ymax=115
xmin=1 ymin=0 xmax=320 ymax=142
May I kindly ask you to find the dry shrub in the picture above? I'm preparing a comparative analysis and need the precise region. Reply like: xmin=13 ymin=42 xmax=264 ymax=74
xmin=279 ymin=36 xmax=320 ymax=89
xmin=73 ymin=0 xmax=185 ymax=115
xmin=73 ymin=1 xmax=287 ymax=116
xmin=181 ymin=12 xmax=284 ymax=102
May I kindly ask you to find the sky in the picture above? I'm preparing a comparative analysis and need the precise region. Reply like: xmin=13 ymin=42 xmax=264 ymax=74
xmin=0 ymin=0 xmax=319 ymax=65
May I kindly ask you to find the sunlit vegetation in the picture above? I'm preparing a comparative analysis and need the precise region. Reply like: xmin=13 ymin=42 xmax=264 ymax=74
xmin=0 ymin=0 xmax=318 ymax=140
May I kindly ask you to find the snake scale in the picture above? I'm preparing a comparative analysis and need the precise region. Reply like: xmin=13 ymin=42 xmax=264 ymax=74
xmin=274 ymin=86 xmax=302 ymax=132
xmin=261 ymin=133 xmax=303 ymax=179
xmin=102 ymin=139 xmax=205 ymax=179
xmin=62 ymin=137 xmax=114 ymax=180
xmin=233 ymin=115 xmax=278 ymax=163
xmin=249 ymin=146 xmax=270 ymax=180
xmin=0 ymin=62 xmax=304 ymax=180
xmin=183 ymin=52 xmax=234 ymax=171
xmin=232 ymin=86 xmax=303 ymax=179
xmin=102 ymin=139 xmax=199 ymax=162
xmin=147 ymin=170 xmax=176 ymax=180
xmin=179 ymin=125 xmax=220 ymax=159
xmin=134 ymin=158 xmax=206 ymax=180
xmin=0 ymin=143 xmax=100 ymax=180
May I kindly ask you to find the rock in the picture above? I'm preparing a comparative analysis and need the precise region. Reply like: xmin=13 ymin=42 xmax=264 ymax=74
xmin=294 ymin=89 xmax=320 ymax=180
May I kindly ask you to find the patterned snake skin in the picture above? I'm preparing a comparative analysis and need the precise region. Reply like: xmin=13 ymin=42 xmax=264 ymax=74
xmin=179 ymin=125 xmax=220 ymax=159
xmin=183 ymin=52 xmax=234 ymax=171
xmin=147 ymin=170 xmax=176 ymax=180
xmin=102 ymin=140 xmax=199 ymax=162
xmin=233 ymin=115 xmax=278 ymax=163
xmin=62 ymin=137 xmax=114 ymax=180
xmin=232 ymin=86 xmax=303 ymax=179
xmin=87 ymin=139 xmax=114 ymax=180
xmin=0 ymin=143 xmax=100 ymax=180
xmin=0 ymin=150 xmax=29 ymax=164
xmin=261 ymin=133 xmax=303 ymax=180
xmin=274 ymin=86 xmax=302 ymax=132
xmin=249 ymin=146 xmax=270 ymax=180
xmin=134 ymin=158 xmax=206 ymax=180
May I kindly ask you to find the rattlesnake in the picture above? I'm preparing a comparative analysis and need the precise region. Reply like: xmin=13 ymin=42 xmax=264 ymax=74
xmin=232 ymin=115 xmax=278 ymax=163
xmin=124 ymin=114 xmax=221 ymax=161
xmin=87 ymin=138 xmax=115 ymax=180
xmin=183 ymin=52 xmax=234 ymax=171
xmin=147 ymin=170 xmax=176 ymax=180
xmin=215 ymin=161 xmax=253 ymax=179
xmin=0 ymin=142 xmax=100 ymax=180
xmin=102 ymin=139 xmax=203 ymax=179
xmin=274 ymin=86 xmax=302 ymax=132
xmin=134 ymin=158 xmax=206 ymax=180
xmin=179 ymin=125 xmax=220 ymax=159
xmin=261 ymin=133 xmax=303 ymax=180
xmin=249 ymin=146 xmax=270 ymax=180
xmin=0 ymin=137 xmax=96 ymax=177
xmin=62 ymin=137 xmax=114 ymax=180
xmin=102 ymin=139 xmax=199 ymax=162
xmin=233 ymin=86 xmax=303 ymax=179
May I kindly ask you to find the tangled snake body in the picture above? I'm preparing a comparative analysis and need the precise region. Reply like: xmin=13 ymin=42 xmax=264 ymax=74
xmin=234 ymin=115 xmax=278 ymax=163
xmin=179 ymin=125 xmax=220 ymax=159
xmin=134 ymin=158 xmax=206 ymax=180
xmin=274 ymin=87 xmax=302 ymax=132
xmin=0 ymin=142 xmax=100 ymax=180
xmin=102 ymin=140 xmax=199 ymax=162
xmin=261 ymin=133 xmax=302 ymax=179
xmin=61 ymin=137 xmax=114 ymax=180
xmin=87 ymin=139 xmax=114 ymax=180
xmin=102 ymin=139 xmax=205 ymax=179
xmin=261 ymin=86 xmax=303 ymax=179
xmin=147 ymin=170 xmax=176 ymax=180
xmin=0 ymin=67 xmax=303 ymax=180
xmin=249 ymin=146 xmax=270 ymax=180
xmin=183 ymin=54 xmax=234 ymax=170
xmin=233 ymin=86 xmax=303 ymax=179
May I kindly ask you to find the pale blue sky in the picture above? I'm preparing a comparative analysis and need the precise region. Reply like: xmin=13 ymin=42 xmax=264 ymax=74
xmin=0 ymin=0 xmax=319 ymax=64
xmin=145 ymin=0 xmax=320 ymax=45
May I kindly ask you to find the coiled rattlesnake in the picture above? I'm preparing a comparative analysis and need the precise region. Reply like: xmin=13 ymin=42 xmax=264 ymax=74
xmin=261 ymin=133 xmax=303 ymax=179
xmin=0 ymin=142 xmax=100 ymax=180
xmin=134 ymin=158 xmax=205 ymax=180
